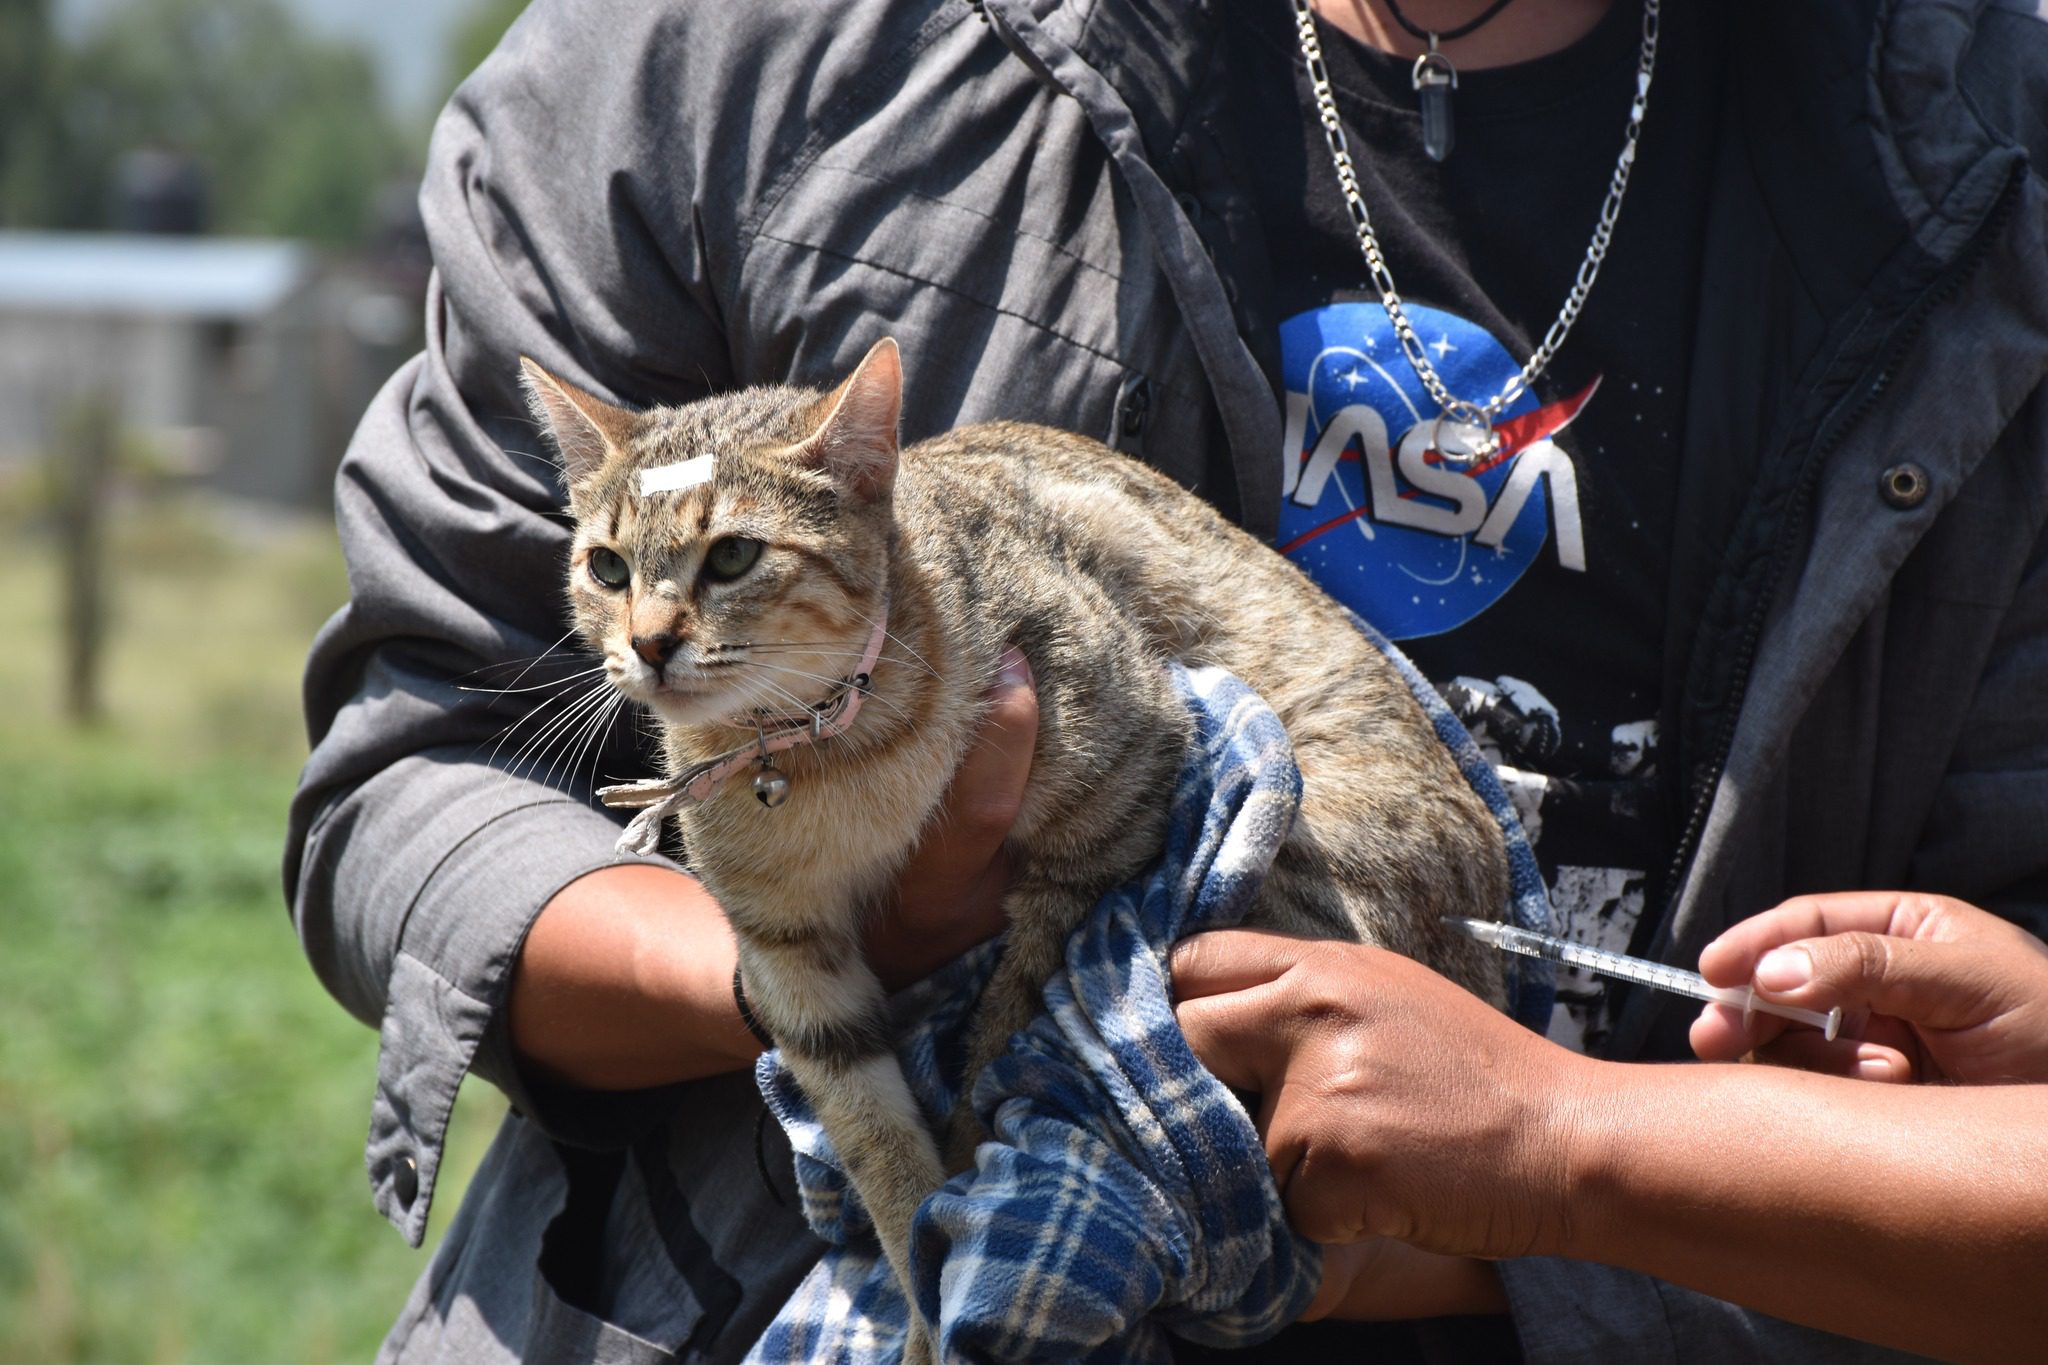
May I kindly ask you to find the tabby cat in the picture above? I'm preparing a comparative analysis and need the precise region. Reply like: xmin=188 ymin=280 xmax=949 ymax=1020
xmin=522 ymin=338 xmax=1508 ymax=1359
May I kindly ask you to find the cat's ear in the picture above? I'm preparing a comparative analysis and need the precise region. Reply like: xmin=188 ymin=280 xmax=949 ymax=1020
xmin=519 ymin=358 xmax=637 ymax=486
xmin=798 ymin=337 xmax=901 ymax=502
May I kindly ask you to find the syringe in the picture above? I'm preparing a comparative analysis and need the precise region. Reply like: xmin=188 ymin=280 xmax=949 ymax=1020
xmin=1451 ymin=918 xmax=1842 ymax=1041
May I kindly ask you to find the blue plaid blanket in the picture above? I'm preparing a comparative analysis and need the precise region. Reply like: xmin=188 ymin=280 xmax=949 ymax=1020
xmin=749 ymin=640 xmax=1553 ymax=1363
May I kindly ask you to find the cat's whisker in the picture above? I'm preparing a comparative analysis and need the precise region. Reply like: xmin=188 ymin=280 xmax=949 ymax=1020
xmin=723 ymin=641 xmax=941 ymax=686
xmin=737 ymin=644 xmax=934 ymax=671
xmin=738 ymin=673 xmax=822 ymax=720
xmin=554 ymin=687 xmax=626 ymax=796
xmin=736 ymin=609 xmax=940 ymax=683
xmin=455 ymin=635 xmax=581 ymax=671
xmin=457 ymin=653 xmax=584 ymax=680
xmin=502 ymin=687 xmax=610 ymax=787
xmin=534 ymin=684 xmax=628 ymax=794
xmin=726 ymin=640 xmax=886 ymax=658
xmin=479 ymin=677 xmax=596 ymax=771
xmin=494 ymin=679 xmax=617 ymax=786
xmin=743 ymin=658 xmax=877 ymax=688
xmin=456 ymin=663 xmax=611 ymax=696
xmin=586 ymin=692 xmax=631 ymax=794
xmin=453 ymin=628 xmax=588 ymax=695
xmin=734 ymin=671 xmax=920 ymax=745
xmin=501 ymin=444 xmax=564 ymax=472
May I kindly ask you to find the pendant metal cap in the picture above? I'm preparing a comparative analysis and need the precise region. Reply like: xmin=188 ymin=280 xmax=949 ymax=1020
xmin=1410 ymin=48 xmax=1457 ymax=91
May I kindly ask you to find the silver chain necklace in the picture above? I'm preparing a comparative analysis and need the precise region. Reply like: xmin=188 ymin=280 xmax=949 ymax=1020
xmin=1289 ymin=0 xmax=1660 ymax=463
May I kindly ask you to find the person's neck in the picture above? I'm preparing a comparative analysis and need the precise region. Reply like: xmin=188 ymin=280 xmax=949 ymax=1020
xmin=1311 ymin=0 xmax=1616 ymax=70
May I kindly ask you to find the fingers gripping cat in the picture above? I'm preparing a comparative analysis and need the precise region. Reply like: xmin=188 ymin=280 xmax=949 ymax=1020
xmin=523 ymin=339 xmax=1510 ymax=1360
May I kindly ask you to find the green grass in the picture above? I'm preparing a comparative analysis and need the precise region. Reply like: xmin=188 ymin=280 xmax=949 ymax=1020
xmin=0 ymin=495 xmax=502 ymax=1363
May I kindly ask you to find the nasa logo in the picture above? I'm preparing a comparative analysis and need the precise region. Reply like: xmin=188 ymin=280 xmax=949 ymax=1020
xmin=1275 ymin=301 xmax=1594 ymax=640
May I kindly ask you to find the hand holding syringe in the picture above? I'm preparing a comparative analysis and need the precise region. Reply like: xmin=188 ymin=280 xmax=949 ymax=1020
xmin=1451 ymin=917 xmax=1843 ymax=1040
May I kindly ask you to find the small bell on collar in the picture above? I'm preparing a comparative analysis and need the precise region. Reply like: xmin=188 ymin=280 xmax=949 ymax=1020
xmin=753 ymin=764 xmax=791 ymax=808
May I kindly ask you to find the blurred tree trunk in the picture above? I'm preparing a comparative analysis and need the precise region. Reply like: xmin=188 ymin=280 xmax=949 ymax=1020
xmin=55 ymin=392 xmax=114 ymax=725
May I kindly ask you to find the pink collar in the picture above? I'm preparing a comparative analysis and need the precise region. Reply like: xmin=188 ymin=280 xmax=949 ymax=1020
xmin=599 ymin=609 xmax=890 ymax=855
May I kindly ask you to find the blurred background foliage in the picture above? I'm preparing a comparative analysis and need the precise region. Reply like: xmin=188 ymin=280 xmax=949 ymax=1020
xmin=0 ymin=0 xmax=535 ymax=1358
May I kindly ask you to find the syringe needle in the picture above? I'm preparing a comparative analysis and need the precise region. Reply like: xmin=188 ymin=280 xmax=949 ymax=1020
xmin=1450 ymin=918 xmax=1842 ymax=1042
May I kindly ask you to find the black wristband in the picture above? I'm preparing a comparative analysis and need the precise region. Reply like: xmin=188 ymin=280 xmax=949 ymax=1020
xmin=732 ymin=963 xmax=775 ymax=1050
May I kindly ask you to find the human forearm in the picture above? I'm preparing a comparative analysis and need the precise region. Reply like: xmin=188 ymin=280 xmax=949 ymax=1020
xmin=510 ymin=863 xmax=762 ymax=1088
xmin=1559 ymin=1058 xmax=2048 ymax=1364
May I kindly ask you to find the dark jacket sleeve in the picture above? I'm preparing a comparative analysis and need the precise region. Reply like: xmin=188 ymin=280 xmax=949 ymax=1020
xmin=282 ymin=0 xmax=742 ymax=1245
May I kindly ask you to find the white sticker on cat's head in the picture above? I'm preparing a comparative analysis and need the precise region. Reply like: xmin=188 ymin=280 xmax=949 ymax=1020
xmin=638 ymin=455 xmax=716 ymax=497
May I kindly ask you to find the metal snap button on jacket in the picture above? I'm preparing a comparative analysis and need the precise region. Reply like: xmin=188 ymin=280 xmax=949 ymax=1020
xmin=393 ymin=1154 xmax=420 ymax=1208
xmin=1880 ymin=462 xmax=1931 ymax=509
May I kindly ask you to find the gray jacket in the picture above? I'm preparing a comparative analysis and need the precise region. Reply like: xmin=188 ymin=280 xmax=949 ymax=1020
xmin=286 ymin=0 xmax=2048 ymax=1360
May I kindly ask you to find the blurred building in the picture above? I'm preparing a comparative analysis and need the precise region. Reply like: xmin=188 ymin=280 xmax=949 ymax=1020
xmin=0 ymin=229 xmax=420 ymax=512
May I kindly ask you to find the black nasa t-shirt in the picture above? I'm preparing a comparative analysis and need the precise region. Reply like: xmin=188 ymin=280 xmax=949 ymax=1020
xmin=1210 ymin=1 xmax=1729 ymax=1050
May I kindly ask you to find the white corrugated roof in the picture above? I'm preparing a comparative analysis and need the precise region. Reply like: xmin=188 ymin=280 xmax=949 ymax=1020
xmin=0 ymin=231 xmax=312 ymax=318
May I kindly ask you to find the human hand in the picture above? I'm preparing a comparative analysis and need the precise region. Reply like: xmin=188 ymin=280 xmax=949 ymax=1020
xmin=867 ymin=647 xmax=1037 ymax=990
xmin=1691 ymin=892 xmax=2048 ymax=1085
xmin=1170 ymin=930 xmax=1585 ymax=1264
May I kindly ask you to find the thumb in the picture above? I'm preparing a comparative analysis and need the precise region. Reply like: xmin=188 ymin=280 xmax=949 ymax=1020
xmin=1757 ymin=933 xmax=1999 ymax=1033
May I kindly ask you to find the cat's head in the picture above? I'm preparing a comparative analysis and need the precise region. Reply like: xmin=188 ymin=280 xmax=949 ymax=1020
xmin=522 ymin=338 xmax=902 ymax=730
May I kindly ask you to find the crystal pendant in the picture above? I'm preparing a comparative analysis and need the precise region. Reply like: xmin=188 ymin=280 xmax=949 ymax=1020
xmin=1412 ymin=45 xmax=1457 ymax=163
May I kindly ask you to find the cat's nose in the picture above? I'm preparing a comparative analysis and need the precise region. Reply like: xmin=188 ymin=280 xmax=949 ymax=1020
xmin=632 ymin=631 xmax=679 ymax=666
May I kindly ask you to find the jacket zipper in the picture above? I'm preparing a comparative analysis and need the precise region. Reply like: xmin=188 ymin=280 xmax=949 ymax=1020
xmin=1655 ymin=166 xmax=2025 ymax=938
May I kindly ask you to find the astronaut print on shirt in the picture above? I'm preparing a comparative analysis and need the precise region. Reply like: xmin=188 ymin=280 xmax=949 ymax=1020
xmin=1276 ymin=301 xmax=1661 ymax=1051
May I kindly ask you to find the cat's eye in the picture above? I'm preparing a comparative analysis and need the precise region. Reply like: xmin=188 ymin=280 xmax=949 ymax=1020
xmin=703 ymin=537 xmax=763 ymax=583
xmin=588 ymin=546 xmax=631 ymax=590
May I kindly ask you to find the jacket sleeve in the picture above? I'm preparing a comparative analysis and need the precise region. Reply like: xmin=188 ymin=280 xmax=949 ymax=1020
xmin=282 ymin=0 xmax=741 ymax=1246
